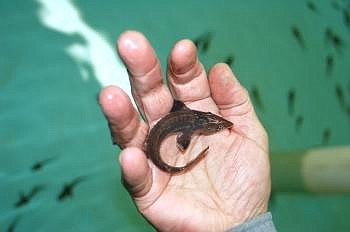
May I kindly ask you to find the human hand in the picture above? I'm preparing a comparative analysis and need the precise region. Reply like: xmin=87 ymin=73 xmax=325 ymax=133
xmin=99 ymin=31 xmax=271 ymax=232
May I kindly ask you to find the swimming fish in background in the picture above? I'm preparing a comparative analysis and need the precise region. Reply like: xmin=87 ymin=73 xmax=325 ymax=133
xmin=322 ymin=128 xmax=331 ymax=145
xmin=223 ymin=55 xmax=235 ymax=67
xmin=57 ymin=176 xmax=87 ymax=201
xmin=250 ymin=86 xmax=264 ymax=110
xmin=6 ymin=215 xmax=21 ymax=232
xmin=331 ymin=0 xmax=342 ymax=11
xmin=291 ymin=25 xmax=305 ymax=49
xmin=324 ymin=27 xmax=333 ymax=45
xmin=324 ymin=27 xmax=345 ymax=53
xmin=326 ymin=54 xmax=334 ymax=77
xmin=330 ymin=33 xmax=345 ymax=53
xmin=346 ymin=104 xmax=350 ymax=119
xmin=14 ymin=185 xmax=45 ymax=208
xmin=335 ymin=84 xmax=347 ymax=110
xmin=31 ymin=156 xmax=57 ymax=172
xmin=295 ymin=115 xmax=304 ymax=132
xmin=287 ymin=88 xmax=296 ymax=116
xmin=193 ymin=31 xmax=214 ymax=53
xmin=343 ymin=7 xmax=350 ymax=30
xmin=306 ymin=1 xmax=318 ymax=13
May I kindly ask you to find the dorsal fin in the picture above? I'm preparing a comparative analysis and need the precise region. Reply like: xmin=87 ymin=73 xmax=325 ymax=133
xmin=171 ymin=100 xmax=189 ymax=112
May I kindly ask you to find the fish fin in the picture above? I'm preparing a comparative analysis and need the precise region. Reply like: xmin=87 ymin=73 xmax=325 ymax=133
xmin=176 ymin=130 xmax=192 ymax=152
xmin=171 ymin=100 xmax=189 ymax=112
xmin=179 ymin=146 xmax=209 ymax=172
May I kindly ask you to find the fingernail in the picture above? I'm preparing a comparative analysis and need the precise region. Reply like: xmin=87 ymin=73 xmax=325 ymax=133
xmin=123 ymin=38 xmax=138 ymax=50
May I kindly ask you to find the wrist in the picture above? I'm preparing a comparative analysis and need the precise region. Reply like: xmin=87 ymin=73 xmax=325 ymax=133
xmin=224 ymin=206 xmax=268 ymax=231
xmin=226 ymin=212 xmax=276 ymax=232
xmin=222 ymin=184 xmax=271 ymax=230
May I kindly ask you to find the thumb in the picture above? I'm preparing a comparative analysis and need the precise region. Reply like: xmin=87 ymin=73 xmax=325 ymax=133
xmin=119 ymin=147 xmax=153 ymax=198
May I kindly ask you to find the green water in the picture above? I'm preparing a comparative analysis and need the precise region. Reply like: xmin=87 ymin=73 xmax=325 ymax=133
xmin=1 ymin=0 xmax=350 ymax=231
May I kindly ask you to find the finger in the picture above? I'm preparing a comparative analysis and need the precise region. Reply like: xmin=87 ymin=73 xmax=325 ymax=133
xmin=167 ymin=39 xmax=215 ymax=109
xmin=208 ymin=63 xmax=251 ymax=116
xmin=119 ymin=147 xmax=171 ymax=209
xmin=117 ymin=31 xmax=173 ymax=123
xmin=208 ymin=63 xmax=268 ymax=149
xmin=99 ymin=85 xmax=148 ymax=148
xmin=119 ymin=147 xmax=153 ymax=198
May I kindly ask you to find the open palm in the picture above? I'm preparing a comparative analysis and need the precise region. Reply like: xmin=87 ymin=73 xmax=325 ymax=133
xmin=99 ymin=31 xmax=271 ymax=232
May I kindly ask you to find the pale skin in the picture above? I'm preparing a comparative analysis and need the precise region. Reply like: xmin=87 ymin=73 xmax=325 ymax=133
xmin=99 ymin=31 xmax=271 ymax=232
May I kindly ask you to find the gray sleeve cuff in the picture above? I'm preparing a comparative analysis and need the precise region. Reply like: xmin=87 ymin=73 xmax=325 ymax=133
xmin=226 ymin=212 xmax=277 ymax=232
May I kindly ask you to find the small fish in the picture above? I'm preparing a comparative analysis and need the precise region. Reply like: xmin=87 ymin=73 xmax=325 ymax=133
xmin=31 ymin=156 xmax=56 ymax=172
xmin=223 ymin=55 xmax=234 ymax=67
xmin=306 ymin=1 xmax=318 ymax=13
xmin=331 ymin=0 xmax=341 ymax=11
xmin=251 ymin=86 xmax=264 ymax=110
xmin=326 ymin=54 xmax=334 ymax=76
xmin=95 ymin=93 xmax=100 ymax=104
xmin=193 ymin=31 xmax=214 ymax=53
xmin=146 ymin=100 xmax=232 ymax=173
xmin=343 ymin=7 xmax=350 ymax=30
xmin=57 ymin=176 xmax=87 ymax=201
xmin=346 ymin=105 xmax=350 ymax=118
xmin=331 ymin=33 xmax=345 ymax=53
xmin=295 ymin=115 xmax=304 ymax=132
xmin=324 ymin=27 xmax=333 ymax=45
xmin=324 ymin=28 xmax=345 ymax=53
xmin=6 ymin=216 xmax=21 ymax=232
xmin=335 ymin=84 xmax=346 ymax=109
xmin=291 ymin=25 xmax=305 ymax=49
xmin=322 ymin=128 xmax=331 ymax=145
xmin=14 ymin=185 xmax=45 ymax=208
xmin=287 ymin=88 xmax=296 ymax=116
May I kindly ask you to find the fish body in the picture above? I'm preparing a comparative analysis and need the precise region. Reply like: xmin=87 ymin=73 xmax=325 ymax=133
xmin=145 ymin=100 xmax=232 ymax=174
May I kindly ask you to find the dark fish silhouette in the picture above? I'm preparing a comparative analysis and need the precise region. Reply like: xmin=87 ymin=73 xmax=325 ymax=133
xmin=326 ymin=54 xmax=334 ymax=76
xmin=14 ymin=185 xmax=45 ymax=208
xmin=331 ymin=33 xmax=345 ymax=53
xmin=57 ymin=176 xmax=87 ymax=201
xmin=95 ymin=93 xmax=100 ymax=104
xmin=295 ymin=115 xmax=304 ymax=132
xmin=346 ymin=105 xmax=350 ymax=118
xmin=31 ymin=157 xmax=56 ymax=172
xmin=322 ymin=128 xmax=331 ymax=145
xmin=324 ymin=27 xmax=333 ymax=45
xmin=193 ymin=32 xmax=214 ymax=53
xmin=287 ymin=88 xmax=296 ymax=116
xmin=291 ymin=25 xmax=305 ymax=49
xmin=306 ymin=1 xmax=318 ymax=13
xmin=6 ymin=216 xmax=21 ymax=232
xmin=335 ymin=84 xmax=346 ymax=109
xmin=250 ymin=86 xmax=264 ymax=110
xmin=324 ymin=27 xmax=345 ymax=53
xmin=223 ymin=55 xmax=234 ymax=67
xmin=343 ymin=7 xmax=350 ymax=30
xmin=331 ymin=0 xmax=341 ymax=11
